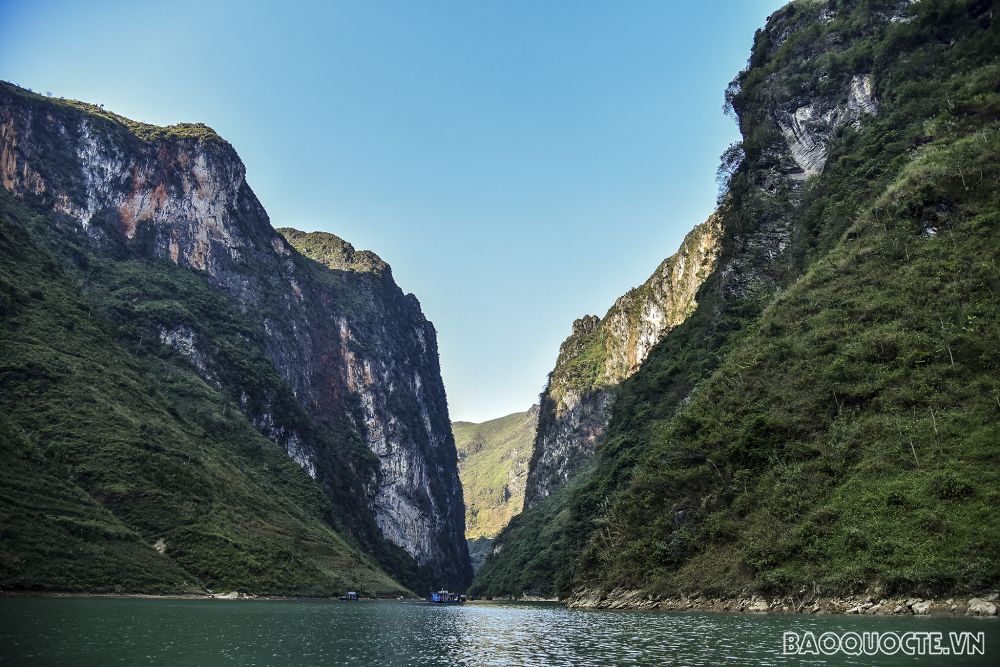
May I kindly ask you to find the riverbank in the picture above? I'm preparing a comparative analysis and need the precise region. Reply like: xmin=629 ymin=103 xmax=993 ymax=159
xmin=7 ymin=589 xmax=998 ymax=617
xmin=0 ymin=590 xmax=422 ymax=602
xmin=474 ymin=595 xmax=559 ymax=603
xmin=566 ymin=588 xmax=1000 ymax=617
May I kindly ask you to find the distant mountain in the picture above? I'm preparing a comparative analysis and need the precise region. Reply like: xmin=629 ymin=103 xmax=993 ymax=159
xmin=454 ymin=407 xmax=538 ymax=543
xmin=0 ymin=81 xmax=471 ymax=594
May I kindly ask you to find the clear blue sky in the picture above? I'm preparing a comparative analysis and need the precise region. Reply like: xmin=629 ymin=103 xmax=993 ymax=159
xmin=1 ymin=0 xmax=784 ymax=422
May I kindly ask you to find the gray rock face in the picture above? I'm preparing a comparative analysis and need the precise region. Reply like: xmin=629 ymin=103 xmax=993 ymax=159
xmin=504 ymin=406 xmax=539 ymax=505
xmin=966 ymin=598 xmax=997 ymax=616
xmin=719 ymin=8 xmax=883 ymax=308
xmin=523 ymin=3 xmax=886 ymax=508
xmin=526 ymin=387 xmax=614 ymax=506
xmin=524 ymin=215 xmax=723 ymax=507
xmin=777 ymin=74 xmax=877 ymax=179
xmin=0 ymin=83 xmax=471 ymax=589
xmin=313 ymin=299 xmax=466 ymax=579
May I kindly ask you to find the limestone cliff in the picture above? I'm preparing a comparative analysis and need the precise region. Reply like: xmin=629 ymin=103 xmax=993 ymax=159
xmin=0 ymin=82 xmax=471 ymax=590
xmin=474 ymin=0 xmax=999 ymax=603
xmin=524 ymin=216 xmax=722 ymax=506
xmin=277 ymin=228 xmax=469 ymax=584
xmin=522 ymin=0 xmax=885 ymax=509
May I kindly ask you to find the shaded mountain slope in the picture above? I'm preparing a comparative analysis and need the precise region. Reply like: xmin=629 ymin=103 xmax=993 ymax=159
xmin=0 ymin=81 xmax=470 ymax=593
xmin=0 ymin=201 xmax=407 ymax=595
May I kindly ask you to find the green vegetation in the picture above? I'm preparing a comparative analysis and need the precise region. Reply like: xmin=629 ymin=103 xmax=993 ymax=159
xmin=0 ymin=191 xmax=410 ymax=597
xmin=276 ymin=228 xmax=389 ymax=276
xmin=592 ymin=122 xmax=1000 ymax=597
xmin=0 ymin=414 xmax=197 ymax=594
xmin=468 ymin=475 xmax=578 ymax=596
xmin=547 ymin=320 xmax=609 ymax=403
xmin=542 ymin=216 xmax=720 ymax=414
xmin=453 ymin=408 xmax=537 ymax=540
xmin=474 ymin=0 xmax=999 ymax=600
xmin=2 ymin=82 xmax=225 ymax=145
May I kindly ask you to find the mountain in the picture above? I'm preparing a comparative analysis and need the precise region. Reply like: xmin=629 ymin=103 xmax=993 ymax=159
xmin=453 ymin=407 xmax=538 ymax=570
xmin=472 ymin=0 xmax=999 ymax=603
xmin=0 ymin=82 xmax=471 ymax=593
xmin=524 ymin=216 xmax=722 ymax=508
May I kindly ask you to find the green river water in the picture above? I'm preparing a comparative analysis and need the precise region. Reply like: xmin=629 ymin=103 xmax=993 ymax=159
xmin=0 ymin=597 xmax=996 ymax=666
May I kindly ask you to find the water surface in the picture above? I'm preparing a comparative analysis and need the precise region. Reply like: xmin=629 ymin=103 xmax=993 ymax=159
xmin=0 ymin=597 xmax=996 ymax=665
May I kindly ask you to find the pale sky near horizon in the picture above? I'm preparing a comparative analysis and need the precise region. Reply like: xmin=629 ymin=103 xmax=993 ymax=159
xmin=0 ymin=0 xmax=785 ymax=422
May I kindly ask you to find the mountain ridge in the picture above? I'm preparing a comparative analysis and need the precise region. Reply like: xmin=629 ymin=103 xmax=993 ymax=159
xmin=524 ymin=215 xmax=722 ymax=508
xmin=471 ymin=0 xmax=999 ymax=603
xmin=0 ymin=80 xmax=471 ymax=593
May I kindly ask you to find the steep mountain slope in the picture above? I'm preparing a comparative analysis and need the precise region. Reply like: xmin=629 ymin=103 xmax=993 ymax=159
xmin=0 ymin=82 xmax=470 ymax=592
xmin=473 ymin=0 xmax=999 ymax=601
xmin=525 ymin=217 xmax=721 ymax=508
xmin=0 ymin=202 xmax=407 ymax=595
xmin=273 ymin=228 xmax=471 ymax=590
xmin=454 ymin=408 xmax=537 ymax=534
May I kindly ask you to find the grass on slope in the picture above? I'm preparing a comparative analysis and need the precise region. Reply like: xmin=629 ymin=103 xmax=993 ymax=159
xmin=473 ymin=0 xmax=1000 ymax=600
xmin=276 ymin=228 xmax=389 ymax=276
xmin=591 ymin=127 xmax=1000 ymax=597
xmin=580 ymin=0 xmax=1000 ymax=598
xmin=0 ymin=414 xmax=197 ymax=593
xmin=467 ymin=475 xmax=578 ymax=597
xmin=454 ymin=409 xmax=537 ymax=539
xmin=0 ymin=199 xmax=409 ymax=597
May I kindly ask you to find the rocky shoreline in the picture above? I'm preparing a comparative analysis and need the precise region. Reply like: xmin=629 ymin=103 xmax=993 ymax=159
xmin=8 ymin=589 xmax=999 ymax=617
xmin=565 ymin=589 xmax=1000 ymax=617
xmin=0 ymin=591 xmax=421 ymax=602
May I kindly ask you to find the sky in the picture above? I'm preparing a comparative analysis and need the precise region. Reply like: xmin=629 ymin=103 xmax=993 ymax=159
xmin=0 ymin=0 xmax=785 ymax=422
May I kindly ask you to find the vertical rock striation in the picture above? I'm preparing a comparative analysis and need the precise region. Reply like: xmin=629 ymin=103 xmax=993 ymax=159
xmin=524 ymin=216 xmax=723 ymax=507
xmin=523 ymin=0 xmax=886 ymax=510
xmin=0 ymin=83 xmax=470 ymax=589
xmin=278 ymin=228 xmax=469 ymax=586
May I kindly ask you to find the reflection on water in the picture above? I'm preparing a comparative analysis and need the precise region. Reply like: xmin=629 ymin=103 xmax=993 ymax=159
xmin=0 ymin=597 xmax=996 ymax=666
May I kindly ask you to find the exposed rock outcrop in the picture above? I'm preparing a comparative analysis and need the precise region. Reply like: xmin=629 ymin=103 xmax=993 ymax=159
xmin=523 ymin=2 xmax=887 ymax=509
xmin=524 ymin=215 xmax=722 ymax=507
xmin=966 ymin=598 xmax=998 ymax=617
xmin=0 ymin=82 xmax=471 ymax=589
xmin=567 ymin=589 xmax=1000 ymax=616
xmin=776 ymin=73 xmax=877 ymax=178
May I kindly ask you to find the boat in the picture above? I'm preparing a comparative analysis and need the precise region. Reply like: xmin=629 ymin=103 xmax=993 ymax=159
xmin=430 ymin=590 xmax=464 ymax=604
xmin=338 ymin=591 xmax=359 ymax=601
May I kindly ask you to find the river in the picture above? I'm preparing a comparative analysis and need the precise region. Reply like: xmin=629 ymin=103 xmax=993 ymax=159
xmin=0 ymin=597 xmax=996 ymax=665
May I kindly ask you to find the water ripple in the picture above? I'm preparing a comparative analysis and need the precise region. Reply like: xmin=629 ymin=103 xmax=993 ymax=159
xmin=0 ymin=597 xmax=996 ymax=666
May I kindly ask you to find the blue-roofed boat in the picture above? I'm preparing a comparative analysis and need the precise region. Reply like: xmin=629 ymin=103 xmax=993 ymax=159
xmin=430 ymin=590 xmax=464 ymax=604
